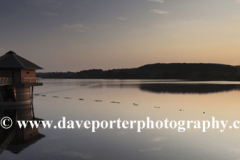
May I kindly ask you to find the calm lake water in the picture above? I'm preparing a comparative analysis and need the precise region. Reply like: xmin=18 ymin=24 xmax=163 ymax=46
xmin=2 ymin=79 xmax=240 ymax=160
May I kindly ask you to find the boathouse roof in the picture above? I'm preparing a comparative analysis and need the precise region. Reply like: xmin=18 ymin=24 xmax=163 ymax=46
xmin=0 ymin=51 xmax=42 ymax=69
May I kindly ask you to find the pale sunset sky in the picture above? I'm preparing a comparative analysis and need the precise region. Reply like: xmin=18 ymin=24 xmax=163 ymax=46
xmin=1 ymin=0 xmax=240 ymax=72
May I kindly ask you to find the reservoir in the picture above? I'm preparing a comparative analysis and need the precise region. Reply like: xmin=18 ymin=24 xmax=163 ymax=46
xmin=1 ymin=79 xmax=240 ymax=160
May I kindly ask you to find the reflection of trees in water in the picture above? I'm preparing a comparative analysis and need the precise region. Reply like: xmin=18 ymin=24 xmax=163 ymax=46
xmin=85 ymin=82 xmax=240 ymax=94
xmin=140 ymin=84 xmax=240 ymax=94
xmin=87 ymin=83 xmax=139 ymax=89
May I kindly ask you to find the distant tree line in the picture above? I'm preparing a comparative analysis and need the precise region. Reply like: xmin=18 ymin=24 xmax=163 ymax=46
xmin=37 ymin=63 xmax=240 ymax=80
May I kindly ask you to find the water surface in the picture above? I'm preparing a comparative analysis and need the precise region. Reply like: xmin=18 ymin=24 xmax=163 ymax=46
xmin=2 ymin=79 xmax=240 ymax=160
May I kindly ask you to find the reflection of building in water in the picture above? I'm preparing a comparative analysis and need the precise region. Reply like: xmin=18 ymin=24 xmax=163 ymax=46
xmin=0 ymin=51 xmax=44 ymax=154
xmin=0 ymin=110 xmax=45 ymax=154
xmin=6 ymin=124 xmax=45 ymax=154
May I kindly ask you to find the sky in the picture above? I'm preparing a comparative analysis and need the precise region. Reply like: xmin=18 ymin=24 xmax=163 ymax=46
xmin=1 ymin=0 xmax=240 ymax=72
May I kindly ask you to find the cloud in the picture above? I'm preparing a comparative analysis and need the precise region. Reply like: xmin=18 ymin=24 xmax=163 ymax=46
xmin=139 ymin=147 xmax=162 ymax=152
xmin=117 ymin=17 xmax=127 ymax=21
xmin=60 ymin=151 xmax=94 ymax=159
xmin=150 ymin=9 xmax=170 ymax=15
xmin=63 ymin=24 xmax=87 ymax=32
xmin=30 ymin=0 xmax=64 ymax=7
xmin=229 ymin=148 xmax=240 ymax=154
xmin=44 ymin=12 xmax=59 ymax=17
xmin=48 ymin=136 xmax=62 ymax=140
xmin=148 ymin=0 xmax=164 ymax=3
xmin=151 ymin=137 xmax=167 ymax=142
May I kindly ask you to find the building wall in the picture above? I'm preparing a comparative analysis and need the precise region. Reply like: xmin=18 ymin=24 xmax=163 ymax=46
xmin=0 ymin=69 xmax=37 ymax=83
xmin=14 ymin=87 xmax=32 ymax=120
xmin=0 ymin=69 xmax=21 ymax=83
xmin=21 ymin=69 xmax=36 ymax=83
xmin=21 ymin=69 xmax=36 ymax=78
xmin=0 ymin=86 xmax=32 ymax=120
xmin=0 ymin=69 xmax=36 ymax=79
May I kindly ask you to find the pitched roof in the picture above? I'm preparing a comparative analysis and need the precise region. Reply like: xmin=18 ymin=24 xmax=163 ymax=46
xmin=0 ymin=51 xmax=42 ymax=69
